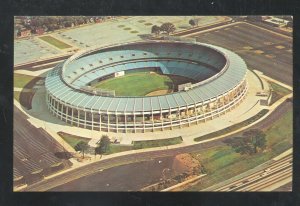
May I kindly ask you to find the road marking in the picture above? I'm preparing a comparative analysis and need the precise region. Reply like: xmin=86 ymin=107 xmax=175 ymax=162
xmin=254 ymin=50 xmax=264 ymax=54
xmin=264 ymin=42 xmax=273 ymax=45
xmin=286 ymin=49 xmax=292 ymax=53
xmin=265 ymin=54 xmax=276 ymax=58
xmin=275 ymin=45 xmax=285 ymax=49
xmin=243 ymin=46 xmax=253 ymax=50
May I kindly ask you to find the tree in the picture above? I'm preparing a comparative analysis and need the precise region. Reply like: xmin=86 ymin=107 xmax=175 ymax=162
xmin=189 ymin=19 xmax=196 ymax=27
xmin=224 ymin=129 xmax=267 ymax=155
xmin=74 ymin=141 xmax=89 ymax=158
xmin=243 ymin=129 xmax=267 ymax=154
xmin=95 ymin=135 xmax=111 ymax=157
xmin=151 ymin=25 xmax=161 ymax=36
xmin=160 ymin=22 xmax=176 ymax=35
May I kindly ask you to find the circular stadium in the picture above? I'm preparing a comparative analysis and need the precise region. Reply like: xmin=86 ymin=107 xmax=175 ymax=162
xmin=45 ymin=40 xmax=248 ymax=133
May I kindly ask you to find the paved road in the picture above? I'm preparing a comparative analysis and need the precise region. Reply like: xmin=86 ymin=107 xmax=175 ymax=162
xmin=214 ymin=154 xmax=292 ymax=191
xmin=23 ymin=100 xmax=292 ymax=191
xmin=191 ymin=22 xmax=292 ymax=86
xmin=50 ymin=156 xmax=175 ymax=191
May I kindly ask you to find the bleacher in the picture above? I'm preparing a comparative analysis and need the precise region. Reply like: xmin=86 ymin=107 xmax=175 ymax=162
xmin=13 ymin=108 xmax=73 ymax=188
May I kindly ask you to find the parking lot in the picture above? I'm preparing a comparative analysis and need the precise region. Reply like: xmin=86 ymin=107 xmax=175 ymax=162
xmin=14 ymin=16 xmax=225 ymax=65
xmin=190 ymin=22 xmax=293 ymax=86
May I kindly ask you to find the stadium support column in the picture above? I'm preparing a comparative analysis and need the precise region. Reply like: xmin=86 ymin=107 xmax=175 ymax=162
xmin=142 ymin=111 xmax=145 ymax=133
xmin=71 ymin=108 xmax=74 ymax=126
xmin=107 ymin=113 xmax=110 ymax=132
xmin=91 ymin=112 xmax=94 ymax=130
xmin=187 ymin=106 xmax=191 ymax=127
xmin=178 ymin=107 xmax=182 ymax=128
xmin=65 ymin=106 xmax=69 ymax=123
xmin=151 ymin=112 xmax=154 ymax=132
xmin=125 ymin=113 xmax=127 ymax=133
xmin=161 ymin=109 xmax=164 ymax=131
xmin=202 ymin=103 xmax=207 ymax=122
xmin=60 ymin=103 xmax=63 ymax=120
xmin=116 ymin=113 xmax=119 ymax=133
xmin=169 ymin=109 xmax=173 ymax=130
xmin=99 ymin=112 xmax=102 ymax=132
xmin=194 ymin=104 xmax=199 ymax=125
xmin=84 ymin=111 xmax=87 ymax=129
xmin=77 ymin=109 xmax=80 ymax=127
xmin=134 ymin=114 xmax=136 ymax=133
xmin=216 ymin=96 xmax=220 ymax=117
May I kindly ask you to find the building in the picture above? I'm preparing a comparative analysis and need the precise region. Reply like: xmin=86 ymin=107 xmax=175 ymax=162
xmin=20 ymin=29 xmax=31 ymax=37
xmin=45 ymin=40 xmax=248 ymax=133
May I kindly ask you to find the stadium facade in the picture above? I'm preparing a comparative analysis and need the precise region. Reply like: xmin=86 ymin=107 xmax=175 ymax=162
xmin=45 ymin=40 xmax=248 ymax=133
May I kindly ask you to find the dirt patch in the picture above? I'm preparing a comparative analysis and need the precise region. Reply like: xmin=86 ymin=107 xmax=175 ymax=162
xmin=146 ymin=89 xmax=172 ymax=96
xmin=172 ymin=153 xmax=201 ymax=175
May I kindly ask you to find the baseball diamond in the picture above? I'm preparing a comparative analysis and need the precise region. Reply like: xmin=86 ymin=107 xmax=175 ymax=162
xmin=45 ymin=40 xmax=248 ymax=133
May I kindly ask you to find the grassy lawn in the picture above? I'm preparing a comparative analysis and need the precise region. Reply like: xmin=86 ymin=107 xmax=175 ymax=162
xmin=187 ymin=108 xmax=293 ymax=191
xmin=104 ymin=144 xmax=134 ymax=155
xmin=58 ymin=132 xmax=91 ymax=148
xmin=269 ymin=81 xmax=292 ymax=105
xmin=14 ymin=91 xmax=21 ymax=102
xmin=39 ymin=36 xmax=72 ymax=49
xmin=94 ymin=72 xmax=174 ymax=96
xmin=133 ymin=136 xmax=183 ymax=150
xmin=14 ymin=73 xmax=37 ymax=88
xmin=194 ymin=109 xmax=269 ymax=142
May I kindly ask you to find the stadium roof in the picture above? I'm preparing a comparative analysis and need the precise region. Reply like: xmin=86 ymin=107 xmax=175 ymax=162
xmin=45 ymin=41 xmax=247 ymax=113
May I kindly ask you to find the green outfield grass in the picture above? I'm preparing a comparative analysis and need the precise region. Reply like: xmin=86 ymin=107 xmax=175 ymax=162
xmin=187 ymin=107 xmax=293 ymax=191
xmin=39 ymin=36 xmax=72 ymax=49
xmin=94 ymin=72 xmax=174 ymax=96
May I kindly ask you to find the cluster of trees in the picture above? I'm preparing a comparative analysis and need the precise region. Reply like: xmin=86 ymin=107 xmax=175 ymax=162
xmin=224 ymin=129 xmax=267 ymax=155
xmin=74 ymin=135 xmax=111 ymax=159
xmin=151 ymin=22 xmax=176 ymax=36
xmin=189 ymin=19 xmax=199 ymax=27
xmin=15 ymin=16 xmax=110 ymax=35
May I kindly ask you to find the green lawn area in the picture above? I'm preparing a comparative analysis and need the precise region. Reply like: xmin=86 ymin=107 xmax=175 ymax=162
xmin=187 ymin=108 xmax=293 ymax=191
xmin=39 ymin=36 xmax=72 ymax=49
xmin=194 ymin=109 xmax=269 ymax=142
xmin=14 ymin=91 xmax=21 ymax=102
xmin=14 ymin=73 xmax=37 ymax=88
xmin=104 ymin=144 xmax=134 ymax=155
xmin=133 ymin=136 xmax=183 ymax=150
xmin=269 ymin=81 xmax=292 ymax=105
xmin=93 ymin=72 xmax=174 ymax=96
xmin=58 ymin=132 xmax=91 ymax=148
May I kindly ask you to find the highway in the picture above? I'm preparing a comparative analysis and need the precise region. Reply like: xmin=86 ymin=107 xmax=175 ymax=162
xmin=22 ymin=101 xmax=292 ymax=191
xmin=213 ymin=154 xmax=292 ymax=191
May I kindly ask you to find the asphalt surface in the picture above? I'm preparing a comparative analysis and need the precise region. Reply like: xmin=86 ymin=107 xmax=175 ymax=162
xmin=23 ymin=100 xmax=292 ymax=191
xmin=14 ymin=54 xmax=71 ymax=70
xmin=50 ymin=156 xmax=175 ymax=191
xmin=191 ymin=22 xmax=293 ymax=86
